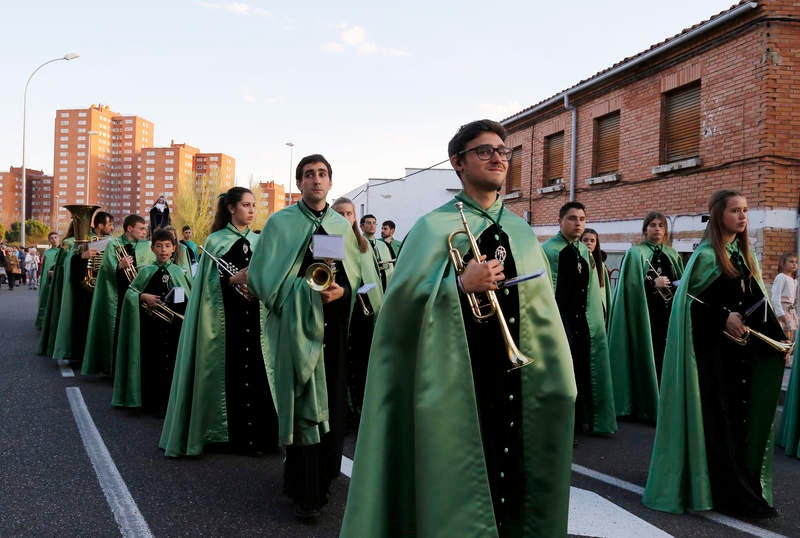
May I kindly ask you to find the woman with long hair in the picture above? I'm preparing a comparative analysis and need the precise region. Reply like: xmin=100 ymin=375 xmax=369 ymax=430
xmin=160 ymin=186 xmax=278 ymax=456
xmin=580 ymin=228 xmax=611 ymax=321
xmin=607 ymin=212 xmax=684 ymax=422
xmin=644 ymin=190 xmax=786 ymax=518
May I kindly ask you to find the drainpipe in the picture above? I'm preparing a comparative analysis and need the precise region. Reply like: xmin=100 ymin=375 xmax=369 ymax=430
xmin=564 ymin=93 xmax=577 ymax=202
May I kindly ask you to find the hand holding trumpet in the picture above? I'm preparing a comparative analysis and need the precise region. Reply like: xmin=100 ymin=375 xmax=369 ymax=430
xmin=460 ymin=255 xmax=505 ymax=293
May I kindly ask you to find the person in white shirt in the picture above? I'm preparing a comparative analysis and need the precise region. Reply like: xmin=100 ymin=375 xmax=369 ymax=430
xmin=772 ymin=252 xmax=798 ymax=340
xmin=25 ymin=247 xmax=40 ymax=289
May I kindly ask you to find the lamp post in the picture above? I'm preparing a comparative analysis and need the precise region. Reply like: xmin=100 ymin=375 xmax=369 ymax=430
xmin=285 ymin=142 xmax=294 ymax=206
xmin=85 ymin=130 xmax=100 ymax=204
xmin=20 ymin=53 xmax=79 ymax=247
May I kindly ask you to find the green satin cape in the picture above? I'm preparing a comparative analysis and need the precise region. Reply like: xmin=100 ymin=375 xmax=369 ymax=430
xmin=159 ymin=225 xmax=256 ymax=456
xmin=248 ymin=203 xmax=361 ymax=447
xmin=113 ymin=262 xmax=192 ymax=408
xmin=341 ymin=193 xmax=577 ymax=538
xmin=37 ymin=238 xmax=73 ymax=356
xmin=607 ymin=242 xmax=683 ymax=421
xmin=643 ymin=239 xmax=785 ymax=513
xmin=542 ymin=232 xmax=617 ymax=434
xmin=779 ymin=344 xmax=800 ymax=457
xmin=53 ymin=238 xmax=100 ymax=360
xmin=357 ymin=246 xmax=384 ymax=315
xmin=81 ymin=236 xmax=155 ymax=375
xmin=35 ymin=247 xmax=60 ymax=329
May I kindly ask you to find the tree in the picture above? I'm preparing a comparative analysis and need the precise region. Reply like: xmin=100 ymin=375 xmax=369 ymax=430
xmin=5 ymin=220 xmax=51 ymax=245
xmin=172 ymin=169 xmax=224 ymax=245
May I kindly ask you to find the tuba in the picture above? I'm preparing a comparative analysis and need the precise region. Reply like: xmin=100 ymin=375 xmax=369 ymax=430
xmin=63 ymin=204 xmax=103 ymax=290
xmin=63 ymin=204 xmax=100 ymax=248
xmin=448 ymin=202 xmax=533 ymax=371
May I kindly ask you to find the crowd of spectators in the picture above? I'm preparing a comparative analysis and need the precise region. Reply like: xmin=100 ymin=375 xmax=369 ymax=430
xmin=0 ymin=244 xmax=41 ymax=290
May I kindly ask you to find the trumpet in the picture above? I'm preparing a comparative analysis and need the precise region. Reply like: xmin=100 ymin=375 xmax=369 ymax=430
xmin=305 ymin=260 xmax=336 ymax=291
xmin=688 ymin=293 xmax=795 ymax=354
xmin=376 ymin=258 xmax=397 ymax=269
xmin=114 ymin=242 xmax=138 ymax=283
xmin=131 ymin=285 xmax=185 ymax=324
xmin=724 ymin=327 xmax=795 ymax=354
xmin=198 ymin=245 xmax=255 ymax=301
xmin=447 ymin=202 xmax=533 ymax=371
xmin=645 ymin=258 xmax=673 ymax=303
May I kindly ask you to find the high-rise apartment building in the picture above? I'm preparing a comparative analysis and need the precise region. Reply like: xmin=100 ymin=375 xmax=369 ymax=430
xmin=42 ymin=104 xmax=234 ymax=230
xmin=1 ymin=167 xmax=52 ymax=229
xmin=254 ymin=180 xmax=287 ymax=215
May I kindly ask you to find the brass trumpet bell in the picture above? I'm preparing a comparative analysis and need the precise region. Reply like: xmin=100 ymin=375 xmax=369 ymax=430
xmin=724 ymin=326 xmax=795 ymax=355
xmin=305 ymin=262 xmax=334 ymax=291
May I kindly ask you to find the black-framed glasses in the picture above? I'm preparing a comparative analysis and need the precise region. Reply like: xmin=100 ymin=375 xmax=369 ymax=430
xmin=459 ymin=144 xmax=513 ymax=161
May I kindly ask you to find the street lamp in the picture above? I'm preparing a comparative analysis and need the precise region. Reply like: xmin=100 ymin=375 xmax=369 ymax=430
xmin=20 ymin=53 xmax=79 ymax=247
xmin=85 ymin=130 xmax=100 ymax=204
xmin=285 ymin=142 xmax=294 ymax=206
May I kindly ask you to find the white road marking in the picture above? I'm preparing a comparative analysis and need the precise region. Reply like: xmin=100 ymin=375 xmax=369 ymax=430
xmin=66 ymin=387 xmax=153 ymax=538
xmin=572 ymin=463 xmax=789 ymax=538
xmin=57 ymin=359 xmax=74 ymax=377
xmin=568 ymin=486 xmax=672 ymax=537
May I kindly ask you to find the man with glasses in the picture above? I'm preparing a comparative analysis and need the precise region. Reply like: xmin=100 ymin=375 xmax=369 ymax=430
xmin=342 ymin=119 xmax=576 ymax=537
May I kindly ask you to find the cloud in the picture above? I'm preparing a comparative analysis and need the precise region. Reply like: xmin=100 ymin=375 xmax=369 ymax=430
xmin=478 ymin=100 xmax=525 ymax=119
xmin=199 ymin=2 xmax=270 ymax=17
xmin=320 ymin=23 xmax=410 ymax=57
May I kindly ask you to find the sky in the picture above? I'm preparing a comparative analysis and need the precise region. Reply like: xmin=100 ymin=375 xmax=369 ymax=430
xmin=1 ymin=0 xmax=740 ymax=200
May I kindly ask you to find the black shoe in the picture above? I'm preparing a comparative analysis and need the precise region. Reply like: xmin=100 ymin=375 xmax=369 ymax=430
xmin=294 ymin=504 xmax=320 ymax=521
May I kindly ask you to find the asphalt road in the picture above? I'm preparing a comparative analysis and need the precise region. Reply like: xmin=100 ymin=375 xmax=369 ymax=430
xmin=2 ymin=286 xmax=799 ymax=537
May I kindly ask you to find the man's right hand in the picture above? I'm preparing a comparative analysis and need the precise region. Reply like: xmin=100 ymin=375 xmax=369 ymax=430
xmin=459 ymin=255 xmax=504 ymax=293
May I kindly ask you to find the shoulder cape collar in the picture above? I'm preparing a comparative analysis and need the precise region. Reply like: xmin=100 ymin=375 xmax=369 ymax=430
xmin=225 ymin=222 xmax=251 ymax=238
xmin=454 ymin=191 xmax=504 ymax=231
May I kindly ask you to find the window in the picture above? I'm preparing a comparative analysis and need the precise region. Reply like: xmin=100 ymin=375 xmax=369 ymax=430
xmin=60 ymin=144 xmax=68 ymax=149
xmin=78 ymin=120 xmax=86 ymax=125
xmin=146 ymin=151 xmax=155 ymax=156
xmin=507 ymin=146 xmax=523 ymax=192
xmin=166 ymin=151 xmax=174 ymax=156
xmin=165 ymin=167 xmax=174 ymax=173
xmin=60 ymin=112 xmax=70 ymax=118
xmin=60 ymin=120 xmax=69 ymax=126
xmin=543 ymin=132 xmax=565 ymax=186
xmin=78 ymin=112 xmax=87 ymax=117
xmin=165 ymin=159 xmax=174 ymax=164
xmin=593 ymin=111 xmax=620 ymax=176
xmin=146 ymin=167 xmax=155 ymax=173
xmin=60 ymin=129 xmax=69 ymax=134
xmin=661 ymin=82 xmax=701 ymax=163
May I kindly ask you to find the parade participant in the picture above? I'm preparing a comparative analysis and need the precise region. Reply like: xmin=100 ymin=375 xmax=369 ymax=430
xmin=580 ymin=228 xmax=611 ymax=321
xmin=149 ymin=195 xmax=170 ymax=233
xmin=180 ymin=225 xmax=199 ymax=265
xmin=542 ymin=202 xmax=616 ymax=437
xmin=332 ymin=196 xmax=384 ymax=419
xmin=160 ymin=187 xmax=277 ymax=456
xmin=607 ymin=212 xmax=684 ymax=422
xmin=361 ymin=214 xmax=393 ymax=289
xmin=643 ymin=189 xmax=786 ymax=518
xmin=82 ymin=214 xmax=153 ymax=375
xmin=162 ymin=225 xmax=192 ymax=276
xmin=114 ymin=228 xmax=191 ymax=416
xmin=779 ymin=343 xmax=800 ymax=458
xmin=342 ymin=120 xmax=576 ymax=537
xmin=37 ymin=226 xmax=74 ymax=357
xmin=35 ymin=232 xmax=60 ymax=328
xmin=771 ymin=252 xmax=797 ymax=340
xmin=248 ymin=154 xmax=361 ymax=520
xmin=60 ymin=211 xmax=114 ymax=365
xmin=380 ymin=219 xmax=401 ymax=257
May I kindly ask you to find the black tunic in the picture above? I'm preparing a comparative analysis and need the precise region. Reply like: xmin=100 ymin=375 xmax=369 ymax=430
xmin=284 ymin=224 xmax=353 ymax=511
xmin=219 ymin=237 xmax=278 ymax=453
xmin=138 ymin=265 xmax=185 ymax=417
xmin=70 ymin=253 xmax=94 ymax=364
xmin=644 ymin=246 xmax=677 ymax=381
xmin=555 ymin=243 xmax=592 ymax=431
xmin=460 ymin=224 xmax=524 ymax=537
xmin=692 ymin=252 xmax=784 ymax=517
xmin=347 ymin=292 xmax=374 ymax=420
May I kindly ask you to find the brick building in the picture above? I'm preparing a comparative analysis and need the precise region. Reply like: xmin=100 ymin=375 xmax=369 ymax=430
xmin=0 ymin=167 xmax=53 ymax=229
xmin=501 ymin=0 xmax=799 ymax=285
xmin=40 ymin=104 xmax=235 ymax=231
